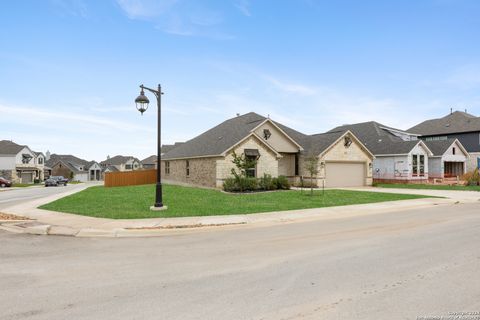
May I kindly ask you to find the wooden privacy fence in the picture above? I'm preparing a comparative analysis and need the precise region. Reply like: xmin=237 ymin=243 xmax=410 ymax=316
xmin=104 ymin=169 xmax=157 ymax=187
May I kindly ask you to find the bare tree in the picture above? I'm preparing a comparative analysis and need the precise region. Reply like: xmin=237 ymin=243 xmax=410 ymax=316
xmin=304 ymin=156 xmax=319 ymax=195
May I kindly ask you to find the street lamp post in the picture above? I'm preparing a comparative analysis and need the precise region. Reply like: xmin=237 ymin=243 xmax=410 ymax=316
xmin=135 ymin=84 xmax=166 ymax=210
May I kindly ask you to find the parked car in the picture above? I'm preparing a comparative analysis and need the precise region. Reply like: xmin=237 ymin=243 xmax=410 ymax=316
xmin=45 ymin=176 xmax=68 ymax=187
xmin=0 ymin=177 xmax=12 ymax=188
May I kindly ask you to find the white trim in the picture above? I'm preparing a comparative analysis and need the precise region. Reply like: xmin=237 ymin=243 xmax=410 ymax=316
xmin=449 ymin=139 xmax=470 ymax=159
xmin=249 ymin=118 xmax=304 ymax=151
xmin=379 ymin=126 xmax=421 ymax=137
xmin=415 ymin=140 xmax=434 ymax=157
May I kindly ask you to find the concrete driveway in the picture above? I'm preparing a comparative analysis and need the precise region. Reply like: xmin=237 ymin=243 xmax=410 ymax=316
xmin=1 ymin=201 xmax=479 ymax=320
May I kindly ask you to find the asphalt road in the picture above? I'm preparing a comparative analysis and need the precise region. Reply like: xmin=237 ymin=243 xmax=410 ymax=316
xmin=1 ymin=202 xmax=480 ymax=320
xmin=0 ymin=184 xmax=87 ymax=210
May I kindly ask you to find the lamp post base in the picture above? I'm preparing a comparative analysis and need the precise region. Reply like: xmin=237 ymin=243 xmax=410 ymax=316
xmin=150 ymin=205 xmax=168 ymax=211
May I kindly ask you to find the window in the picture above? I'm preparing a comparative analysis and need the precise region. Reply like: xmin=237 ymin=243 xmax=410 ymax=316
xmin=452 ymin=147 xmax=456 ymax=155
xmin=125 ymin=164 xmax=132 ymax=170
xmin=412 ymin=155 xmax=418 ymax=175
xmin=425 ymin=136 xmax=448 ymax=141
xmin=165 ymin=161 xmax=170 ymax=174
xmin=186 ymin=160 xmax=190 ymax=176
xmin=419 ymin=155 xmax=425 ymax=176
xmin=22 ymin=154 xmax=32 ymax=164
xmin=244 ymin=149 xmax=259 ymax=178
xmin=38 ymin=157 xmax=43 ymax=164
xmin=294 ymin=154 xmax=299 ymax=176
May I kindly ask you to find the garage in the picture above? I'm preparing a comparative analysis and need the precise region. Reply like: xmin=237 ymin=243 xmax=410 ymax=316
xmin=21 ymin=172 xmax=33 ymax=183
xmin=325 ymin=162 xmax=365 ymax=187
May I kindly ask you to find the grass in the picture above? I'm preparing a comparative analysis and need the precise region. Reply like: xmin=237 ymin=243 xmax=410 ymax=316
xmin=375 ymin=183 xmax=480 ymax=192
xmin=39 ymin=184 xmax=432 ymax=219
xmin=12 ymin=183 xmax=40 ymax=188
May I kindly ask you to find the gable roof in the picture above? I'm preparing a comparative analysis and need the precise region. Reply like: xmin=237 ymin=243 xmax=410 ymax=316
xmin=424 ymin=138 xmax=468 ymax=157
xmin=163 ymin=112 xmax=269 ymax=159
xmin=46 ymin=154 xmax=89 ymax=168
xmin=327 ymin=121 xmax=423 ymax=155
xmin=0 ymin=140 xmax=27 ymax=155
xmin=141 ymin=155 xmax=157 ymax=165
xmin=100 ymin=155 xmax=140 ymax=165
xmin=408 ymin=111 xmax=480 ymax=135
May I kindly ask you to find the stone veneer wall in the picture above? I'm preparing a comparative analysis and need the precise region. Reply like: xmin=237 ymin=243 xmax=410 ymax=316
xmin=215 ymin=135 xmax=280 ymax=188
xmin=161 ymin=157 xmax=218 ymax=188
xmin=295 ymin=133 xmax=373 ymax=187
xmin=0 ymin=169 xmax=14 ymax=181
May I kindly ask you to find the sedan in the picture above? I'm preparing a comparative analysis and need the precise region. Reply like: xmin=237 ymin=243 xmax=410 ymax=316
xmin=0 ymin=177 xmax=12 ymax=188
xmin=45 ymin=178 xmax=59 ymax=187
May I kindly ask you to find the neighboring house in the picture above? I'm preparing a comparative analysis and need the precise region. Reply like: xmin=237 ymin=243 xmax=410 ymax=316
xmin=100 ymin=155 xmax=142 ymax=171
xmin=0 ymin=140 xmax=45 ymax=183
xmin=408 ymin=111 xmax=480 ymax=171
xmin=327 ymin=122 xmax=435 ymax=183
xmin=104 ymin=165 xmax=119 ymax=173
xmin=141 ymin=143 xmax=184 ymax=169
xmin=100 ymin=155 xmax=142 ymax=172
xmin=424 ymin=139 xmax=469 ymax=179
xmin=141 ymin=155 xmax=157 ymax=170
xmin=161 ymin=112 xmax=374 ymax=188
xmin=46 ymin=154 xmax=103 ymax=182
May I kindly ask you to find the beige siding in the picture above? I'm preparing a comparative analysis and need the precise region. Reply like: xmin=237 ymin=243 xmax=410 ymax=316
xmin=253 ymin=121 xmax=299 ymax=153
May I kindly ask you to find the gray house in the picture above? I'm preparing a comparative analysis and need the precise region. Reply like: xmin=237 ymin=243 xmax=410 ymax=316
xmin=328 ymin=122 xmax=433 ymax=183
xmin=409 ymin=111 xmax=480 ymax=171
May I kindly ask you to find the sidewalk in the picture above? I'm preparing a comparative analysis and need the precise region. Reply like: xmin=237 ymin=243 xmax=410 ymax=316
xmin=1 ymin=185 xmax=479 ymax=238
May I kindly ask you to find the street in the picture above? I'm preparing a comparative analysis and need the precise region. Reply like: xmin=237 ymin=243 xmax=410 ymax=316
xmin=0 ymin=184 xmax=94 ymax=210
xmin=1 ymin=201 xmax=479 ymax=320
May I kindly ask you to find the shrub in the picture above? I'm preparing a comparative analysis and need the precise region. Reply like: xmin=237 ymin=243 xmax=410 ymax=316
xmin=462 ymin=169 xmax=480 ymax=186
xmin=223 ymin=176 xmax=258 ymax=192
xmin=259 ymin=174 xmax=276 ymax=190
xmin=293 ymin=180 xmax=318 ymax=188
xmin=223 ymin=177 xmax=240 ymax=192
xmin=275 ymin=175 xmax=290 ymax=190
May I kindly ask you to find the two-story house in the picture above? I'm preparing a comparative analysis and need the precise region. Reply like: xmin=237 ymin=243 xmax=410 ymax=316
xmin=100 ymin=155 xmax=142 ymax=172
xmin=0 ymin=140 xmax=45 ymax=183
xmin=409 ymin=111 xmax=480 ymax=172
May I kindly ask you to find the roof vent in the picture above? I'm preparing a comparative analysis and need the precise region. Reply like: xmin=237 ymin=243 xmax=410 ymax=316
xmin=236 ymin=113 xmax=240 ymax=117
xmin=446 ymin=123 xmax=450 ymax=127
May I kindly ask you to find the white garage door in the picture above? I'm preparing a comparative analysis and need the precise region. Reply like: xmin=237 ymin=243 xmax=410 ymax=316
xmin=325 ymin=162 xmax=365 ymax=187
xmin=21 ymin=172 xmax=33 ymax=183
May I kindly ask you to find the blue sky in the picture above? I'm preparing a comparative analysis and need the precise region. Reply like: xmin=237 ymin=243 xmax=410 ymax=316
xmin=1 ymin=0 xmax=480 ymax=161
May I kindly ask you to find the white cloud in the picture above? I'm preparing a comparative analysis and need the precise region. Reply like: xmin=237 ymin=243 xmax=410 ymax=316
xmin=115 ymin=0 xmax=179 ymax=19
xmin=263 ymin=75 xmax=318 ymax=96
xmin=234 ymin=0 xmax=251 ymax=17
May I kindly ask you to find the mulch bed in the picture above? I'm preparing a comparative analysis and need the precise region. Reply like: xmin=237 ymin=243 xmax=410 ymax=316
xmin=0 ymin=213 xmax=31 ymax=221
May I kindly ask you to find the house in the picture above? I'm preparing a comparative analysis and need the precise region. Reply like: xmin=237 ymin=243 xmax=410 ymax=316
xmin=100 ymin=155 xmax=142 ymax=172
xmin=408 ymin=111 xmax=480 ymax=172
xmin=141 ymin=144 xmax=184 ymax=169
xmin=0 ymin=140 xmax=45 ymax=183
xmin=424 ymin=139 xmax=469 ymax=179
xmin=327 ymin=122 xmax=434 ymax=183
xmin=161 ymin=112 xmax=374 ymax=188
xmin=46 ymin=154 xmax=103 ymax=182
xmin=141 ymin=155 xmax=157 ymax=170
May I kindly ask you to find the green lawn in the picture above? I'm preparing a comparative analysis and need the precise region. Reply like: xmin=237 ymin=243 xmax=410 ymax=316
xmin=12 ymin=183 xmax=40 ymax=188
xmin=39 ymin=184 xmax=432 ymax=219
xmin=375 ymin=183 xmax=480 ymax=192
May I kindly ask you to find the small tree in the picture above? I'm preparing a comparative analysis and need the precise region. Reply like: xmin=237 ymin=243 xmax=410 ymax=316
xmin=230 ymin=151 xmax=257 ymax=179
xmin=304 ymin=156 xmax=319 ymax=195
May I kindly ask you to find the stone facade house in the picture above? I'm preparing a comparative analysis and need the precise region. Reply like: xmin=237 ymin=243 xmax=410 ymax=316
xmin=161 ymin=112 xmax=374 ymax=188
xmin=0 ymin=140 xmax=45 ymax=183
xmin=408 ymin=111 xmax=480 ymax=172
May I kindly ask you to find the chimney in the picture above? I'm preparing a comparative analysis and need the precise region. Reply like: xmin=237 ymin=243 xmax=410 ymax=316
xmin=46 ymin=150 xmax=50 ymax=161
xmin=236 ymin=113 xmax=240 ymax=117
